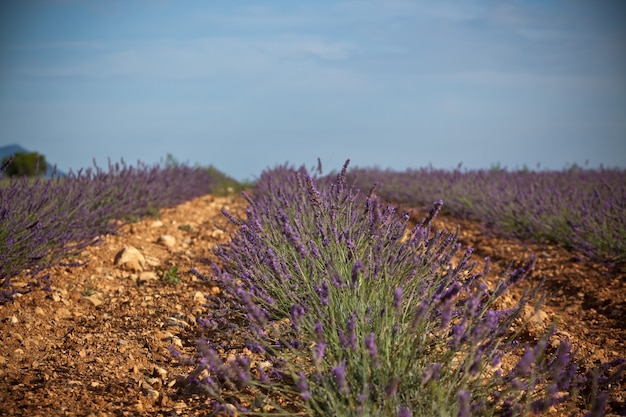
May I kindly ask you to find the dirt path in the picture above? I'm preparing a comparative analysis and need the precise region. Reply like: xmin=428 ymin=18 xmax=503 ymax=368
xmin=1 ymin=194 xmax=624 ymax=416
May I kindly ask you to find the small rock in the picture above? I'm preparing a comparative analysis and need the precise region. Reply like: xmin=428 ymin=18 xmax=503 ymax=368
xmin=157 ymin=235 xmax=176 ymax=248
xmin=9 ymin=315 xmax=18 ymax=324
xmin=145 ymin=388 xmax=160 ymax=402
xmin=145 ymin=377 xmax=161 ymax=387
xmin=55 ymin=308 xmax=72 ymax=319
xmin=144 ymin=256 xmax=161 ymax=267
xmin=114 ymin=246 xmax=146 ymax=272
xmin=150 ymin=220 xmax=164 ymax=228
xmin=81 ymin=295 xmax=103 ymax=307
xmin=168 ymin=336 xmax=183 ymax=349
xmin=154 ymin=366 xmax=168 ymax=380
xmin=166 ymin=317 xmax=188 ymax=329
xmin=174 ymin=401 xmax=187 ymax=410
xmin=193 ymin=291 xmax=206 ymax=304
xmin=523 ymin=305 xmax=550 ymax=334
xmin=211 ymin=229 xmax=224 ymax=239
xmin=137 ymin=271 xmax=158 ymax=283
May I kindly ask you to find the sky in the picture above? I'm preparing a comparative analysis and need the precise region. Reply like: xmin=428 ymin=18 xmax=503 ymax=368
xmin=1 ymin=0 xmax=625 ymax=181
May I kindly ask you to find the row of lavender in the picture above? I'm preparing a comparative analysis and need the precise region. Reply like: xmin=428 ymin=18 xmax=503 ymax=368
xmin=178 ymin=161 xmax=622 ymax=416
xmin=0 ymin=158 xmax=220 ymax=303
xmin=346 ymin=166 xmax=626 ymax=267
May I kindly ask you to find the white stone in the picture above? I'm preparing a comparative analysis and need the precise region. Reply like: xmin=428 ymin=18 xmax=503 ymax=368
xmin=138 ymin=271 xmax=158 ymax=283
xmin=157 ymin=235 xmax=176 ymax=248
xmin=81 ymin=294 xmax=104 ymax=307
xmin=193 ymin=291 xmax=206 ymax=304
xmin=114 ymin=246 xmax=146 ymax=272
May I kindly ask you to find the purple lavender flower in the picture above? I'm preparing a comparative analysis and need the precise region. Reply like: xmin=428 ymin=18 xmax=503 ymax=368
xmin=338 ymin=313 xmax=358 ymax=350
xmin=314 ymin=321 xmax=324 ymax=341
xmin=333 ymin=360 xmax=350 ymax=394
xmin=197 ymin=317 xmax=218 ymax=331
xmin=351 ymin=259 xmax=363 ymax=286
xmin=258 ymin=366 xmax=270 ymax=385
xmin=357 ymin=390 xmax=367 ymax=414
xmin=397 ymin=406 xmax=412 ymax=417
xmin=514 ymin=344 xmax=537 ymax=377
xmin=393 ymin=286 xmax=403 ymax=314
xmin=296 ymin=372 xmax=311 ymax=401
xmin=440 ymin=282 xmax=461 ymax=303
xmin=385 ymin=376 xmax=400 ymax=398
xmin=308 ymin=239 xmax=322 ymax=259
xmin=450 ymin=320 xmax=467 ymax=347
xmin=457 ymin=390 xmax=471 ymax=417
xmin=421 ymin=363 xmax=442 ymax=385
xmin=584 ymin=392 xmax=609 ymax=417
xmin=364 ymin=332 xmax=380 ymax=368
xmin=282 ymin=217 xmax=309 ymax=257
xmin=490 ymin=353 xmax=501 ymax=369
xmin=314 ymin=281 xmax=329 ymax=306
xmin=290 ymin=303 xmax=306 ymax=330
xmin=235 ymin=356 xmax=251 ymax=385
xmin=330 ymin=272 xmax=343 ymax=288
xmin=313 ymin=342 xmax=326 ymax=366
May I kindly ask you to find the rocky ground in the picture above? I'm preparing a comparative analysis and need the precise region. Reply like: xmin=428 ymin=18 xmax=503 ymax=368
xmin=0 ymin=193 xmax=624 ymax=416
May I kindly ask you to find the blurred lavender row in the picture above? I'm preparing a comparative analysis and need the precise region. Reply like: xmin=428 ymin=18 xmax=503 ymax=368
xmin=0 ymin=158 xmax=222 ymax=303
xmin=180 ymin=161 xmax=622 ymax=416
xmin=346 ymin=166 xmax=626 ymax=267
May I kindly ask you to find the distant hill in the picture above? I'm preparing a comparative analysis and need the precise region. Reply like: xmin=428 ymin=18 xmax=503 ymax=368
xmin=0 ymin=144 xmax=29 ymax=160
xmin=0 ymin=144 xmax=66 ymax=177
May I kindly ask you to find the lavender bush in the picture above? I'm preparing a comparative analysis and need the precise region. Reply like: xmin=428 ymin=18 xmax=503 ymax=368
xmin=179 ymin=161 xmax=620 ymax=416
xmin=0 ymin=157 xmax=223 ymax=302
xmin=346 ymin=166 xmax=626 ymax=267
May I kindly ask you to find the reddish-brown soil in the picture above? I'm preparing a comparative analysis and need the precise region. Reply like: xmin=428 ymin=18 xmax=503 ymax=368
xmin=1 ymin=193 xmax=624 ymax=416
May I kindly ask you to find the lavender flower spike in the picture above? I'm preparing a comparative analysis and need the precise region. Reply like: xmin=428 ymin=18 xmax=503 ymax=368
xmin=364 ymin=332 xmax=380 ymax=368
xmin=393 ymin=286 xmax=403 ymax=314
xmin=296 ymin=372 xmax=311 ymax=401
xmin=457 ymin=390 xmax=471 ymax=417
xmin=398 ymin=406 xmax=413 ymax=417
xmin=333 ymin=359 xmax=350 ymax=394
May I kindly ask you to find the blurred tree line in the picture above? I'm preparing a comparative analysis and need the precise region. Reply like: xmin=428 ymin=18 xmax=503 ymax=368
xmin=1 ymin=152 xmax=48 ymax=177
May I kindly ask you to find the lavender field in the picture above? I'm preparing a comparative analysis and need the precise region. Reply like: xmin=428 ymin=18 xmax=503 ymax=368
xmin=347 ymin=165 xmax=626 ymax=268
xmin=0 ymin=158 xmax=234 ymax=302
xmin=174 ymin=161 xmax=624 ymax=416
xmin=1 ymin=158 xmax=624 ymax=416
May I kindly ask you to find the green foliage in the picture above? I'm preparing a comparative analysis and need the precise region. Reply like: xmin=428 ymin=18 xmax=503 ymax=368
xmin=178 ymin=224 xmax=195 ymax=232
xmin=81 ymin=286 xmax=97 ymax=296
xmin=158 ymin=265 xmax=181 ymax=285
xmin=205 ymin=164 xmax=254 ymax=196
xmin=161 ymin=154 xmax=252 ymax=195
xmin=2 ymin=152 xmax=48 ymax=177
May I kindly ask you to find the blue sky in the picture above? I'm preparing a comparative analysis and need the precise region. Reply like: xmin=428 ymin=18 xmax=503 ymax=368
xmin=1 ymin=0 xmax=625 ymax=180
